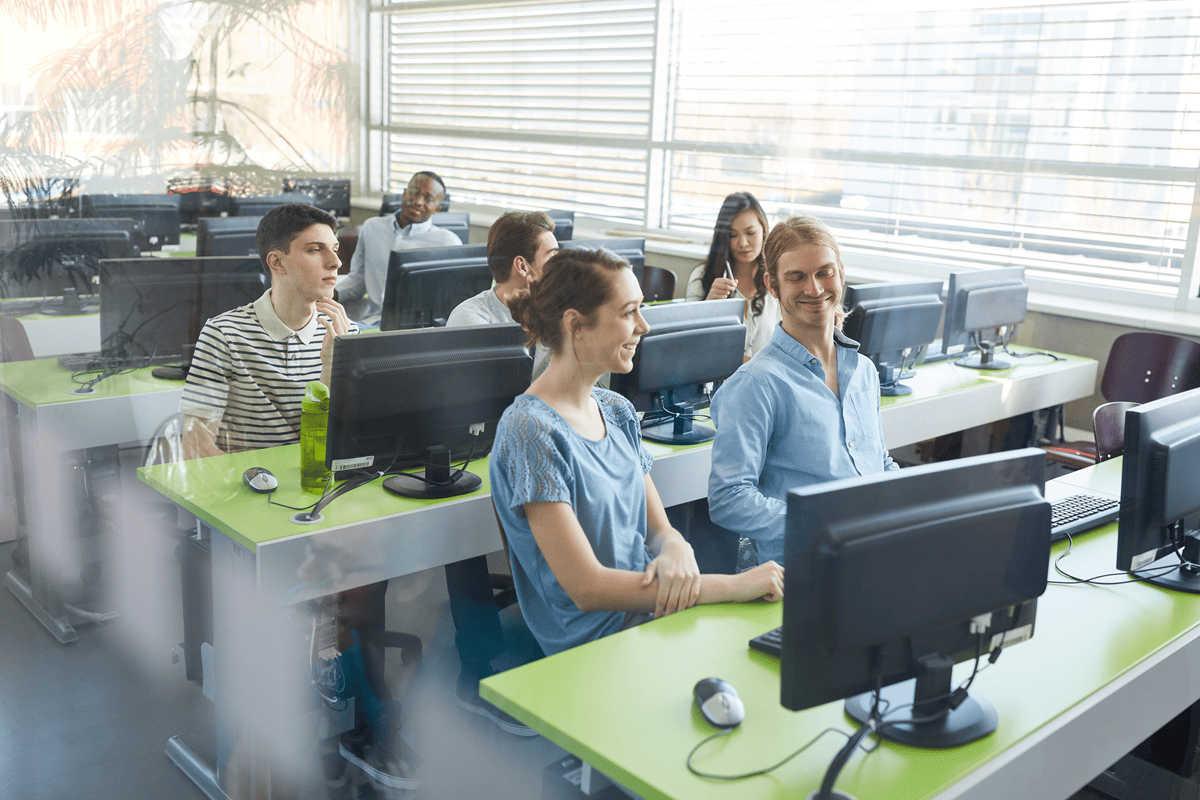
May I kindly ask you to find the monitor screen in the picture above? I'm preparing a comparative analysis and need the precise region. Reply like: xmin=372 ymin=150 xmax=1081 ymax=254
xmin=326 ymin=324 xmax=532 ymax=498
xmin=609 ymin=298 xmax=744 ymax=444
xmin=842 ymin=280 xmax=944 ymax=396
xmin=99 ymin=256 xmax=265 ymax=364
xmin=380 ymin=244 xmax=490 ymax=331
xmin=282 ymin=178 xmax=351 ymax=218
xmin=1116 ymin=387 xmax=1200 ymax=592
xmin=780 ymin=447 xmax=1049 ymax=748
xmin=941 ymin=267 xmax=1027 ymax=370
xmin=232 ymin=193 xmax=314 ymax=217
xmin=564 ymin=238 xmax=645 ymax=271
xmin=196 ymin=216 xmax=261 ymax=257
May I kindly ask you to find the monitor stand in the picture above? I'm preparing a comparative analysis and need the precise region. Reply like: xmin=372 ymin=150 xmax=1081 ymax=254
xmin=877 ymin=364 xmax=913 ymax=397
xmin=383 ymin=445 xmax=482 ymax=499
xmin=844 ymin=653 xmax=998 ymax=748
xmin=1137 ymin=531 xmax=1200 ymax=594
xmin=958 ymin=338 xmax=1011 ymax=371
xmin=641 ymin=390 xmax=715 ymax=445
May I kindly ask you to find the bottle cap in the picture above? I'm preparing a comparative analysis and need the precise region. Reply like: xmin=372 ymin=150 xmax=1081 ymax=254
xmin=302 ymin=381 xmax=329 ymax=412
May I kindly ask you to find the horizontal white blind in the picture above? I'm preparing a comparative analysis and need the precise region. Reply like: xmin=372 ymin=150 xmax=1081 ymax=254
xmin=381 ymin=0 xmax=656 ymax=221
xmin=663 ymin=0 xmax=1200 ymax=296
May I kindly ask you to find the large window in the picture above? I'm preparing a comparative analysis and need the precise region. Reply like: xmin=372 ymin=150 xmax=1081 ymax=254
xmin=369 ymin=0 xmax=1200 ymax=308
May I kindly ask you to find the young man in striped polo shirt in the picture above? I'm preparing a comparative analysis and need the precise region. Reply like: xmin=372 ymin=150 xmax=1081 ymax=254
xmin=178 ymin=205 xmax=424 ymax=790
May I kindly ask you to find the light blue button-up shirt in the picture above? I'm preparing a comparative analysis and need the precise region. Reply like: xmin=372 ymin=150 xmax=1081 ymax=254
xmin=708 ymin=324 xmax=898 ymax=565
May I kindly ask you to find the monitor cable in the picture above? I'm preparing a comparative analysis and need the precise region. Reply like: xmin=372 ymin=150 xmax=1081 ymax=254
xmin=1048 ymin=530 xmax=1187 ymax=586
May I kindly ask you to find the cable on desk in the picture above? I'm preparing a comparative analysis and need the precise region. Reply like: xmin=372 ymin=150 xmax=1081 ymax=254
xmin=1048 ymin=530 xmax=1187 ymax=586
xmin=685 ymin=726 xmax=876 ymax=782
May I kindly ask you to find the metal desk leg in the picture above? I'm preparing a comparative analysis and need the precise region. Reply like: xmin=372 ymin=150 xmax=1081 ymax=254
xmin=4 ymin=403 xmax=77 ymax=643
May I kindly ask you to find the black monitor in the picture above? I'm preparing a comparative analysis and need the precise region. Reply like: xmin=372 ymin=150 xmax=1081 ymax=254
xmin=609 ymin=298 xmax=744 ymax=445
xmin=430 ymin=211 xmax=470 ymax=245
xmin=1 ymin=228 xmax=139 ymax=303
xmin=1116 ymin=388 xmax=1200 ymax=592
xmin=564 ymin=238 xmax=645 ymax=271
xmin=282 ymin=178 xmax=351 ymax=218
xmin=99 ymin=256 xmax=265 ymax=375
xmin=379 ymin=244 xmax=490 ymax=331
xmin=204 ymin=230 xmax=260 ymax=258
xmin=81 ymin=194 xmax=182 ymax=248
xmin=196 ymin=216 xmax=262 ymax=257
xmin=940 ymin=267 xmax=1027 ymax=370
xmin=780 ymin=448 xmax=1049 ymax=749
xmin=325 ymin=324 xmax=532 ymax=499
xmin=842 ymin=281 xmax=944 ymax=396
xmin=232 ymin=193 xmax=314 ymax=217
xmin=378 ymin=194 xmax=404 ymax=217
xmin=545 ymin=209 xmax=574 ymax=241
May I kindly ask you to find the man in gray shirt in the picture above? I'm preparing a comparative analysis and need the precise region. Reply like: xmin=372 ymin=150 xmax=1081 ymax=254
xmin=446 ymin=210 xmax=558 ymax=327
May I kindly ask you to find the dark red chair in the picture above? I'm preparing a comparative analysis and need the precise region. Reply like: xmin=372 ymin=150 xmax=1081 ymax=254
xmin=1093 ymin=401 xmax=1139 ymax=463
xmin=1044 ymin=332 xmax=1200 ymax=469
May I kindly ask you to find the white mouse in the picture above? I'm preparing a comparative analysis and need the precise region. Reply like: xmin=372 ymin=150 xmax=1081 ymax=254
xmin=243 ymin=467 xmax=278 ymax=494
xmin=693 ymin=677 xmax=745 ymax=728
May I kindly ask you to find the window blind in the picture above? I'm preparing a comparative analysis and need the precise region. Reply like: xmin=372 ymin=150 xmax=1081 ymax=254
xmin=663 ymin=0 xmax=1200 ymax=296
xmin=380 ymin=0 xmax=657 ymax=221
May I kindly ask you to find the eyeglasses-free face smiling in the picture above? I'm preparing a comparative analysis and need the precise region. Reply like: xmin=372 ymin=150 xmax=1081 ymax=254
xmin=572 ymin=268 xmax=650 ymax=375
xmin=769 ymin=244 xmax=843 ymax=333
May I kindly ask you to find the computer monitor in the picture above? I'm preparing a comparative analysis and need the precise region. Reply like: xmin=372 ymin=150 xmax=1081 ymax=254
xmin=780 ymin=448 xmax=1049 ymax=748
xmin=379 ymin=244 xmax=490 ymax=331
xmin=1 ymin=228 xmax=139 ymax=302
xmin=326 ymin=324 xmax=532 ymax=499
xmin=940 ymin=267 xmax=1027 ymax=370
xmin=842 ymin=280 xmax=945 ymax=396
xmin=232 ymin=193 xmax=314 ymax=217
xmin=1116 ymin=388 xmax=1200 ymax=593
xmin=195 ymin=216 xmax=262 ymax=257
xmin=609 ymin=298 xmax=744 ymax=444
xmin=430 ymin=211 xmax=470 ymax=245
xmin=81 ymin=194 xmax=182 ymax=248
xmin=282 ymin=178 xmax=351 ymax=219
xmin=545 ymin=209 xmax=575 ymax=241
xmin=204 ymin=230 xmax=260 ymax=258
xmin=564 ymin=238 xmax=645 ymax=271
xmin=99 ymin=256 xmax=265 ymax=373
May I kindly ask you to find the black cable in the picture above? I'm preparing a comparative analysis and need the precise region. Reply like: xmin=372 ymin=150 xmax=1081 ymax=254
xmin=817 ymin=720 xmax=876 ymax=799
xmin=686 ymin=725 xmax=876 ymax=782
xmin=1048 ymin=530 xmax=1187 ymax=586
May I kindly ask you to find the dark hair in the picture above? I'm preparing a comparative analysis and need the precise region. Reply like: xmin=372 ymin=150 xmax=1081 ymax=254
xmin=487 ymin=211 xmax=556 ymax=282
xmin=256 ymin=203 xmax=338 ymax=272
xmin=700 ymin=192 xmax=770 ymax=317
xmin=763 ymin=215 xmax=848 ymax=327
xmin=508 ymin=247 xmax=630 ymax=354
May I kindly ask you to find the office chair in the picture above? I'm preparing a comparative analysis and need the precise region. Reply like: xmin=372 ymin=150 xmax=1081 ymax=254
xmin=1043 ymin=331 xmax=1200 ymax=470
xmin=1 ymin=316 xmax=32 ymax=566
xmin=634 ymin=265 xmax=676 ymax=303
xmin=336 ymin=225 xmax=360 ymax=275
xmin=1093 ymin=401 xmax=1139 ymax=463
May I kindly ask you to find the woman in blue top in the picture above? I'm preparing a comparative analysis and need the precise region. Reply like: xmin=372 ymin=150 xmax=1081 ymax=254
xmin=489 ymin=247 xmax=784 ymax=656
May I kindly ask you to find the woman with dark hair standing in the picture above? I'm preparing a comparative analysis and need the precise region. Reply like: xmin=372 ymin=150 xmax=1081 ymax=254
xmin=489 ymin=247 xmax=783 ymax=656
xmin=686 ymin=192 xmax=780 ymax=360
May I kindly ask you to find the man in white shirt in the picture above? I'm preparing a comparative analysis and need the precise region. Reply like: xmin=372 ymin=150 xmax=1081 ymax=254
xmin=337 ymin=170 xmax=462 ymax=324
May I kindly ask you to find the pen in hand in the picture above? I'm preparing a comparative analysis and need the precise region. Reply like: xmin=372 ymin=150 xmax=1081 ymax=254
xmin=724 ymin=263 xmax=740 ymax=298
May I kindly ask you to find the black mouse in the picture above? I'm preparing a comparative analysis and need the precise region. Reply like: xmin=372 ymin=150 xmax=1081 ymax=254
xmin=693 ymin=677 xmax=745 ymax=728
xmin=243 ymin=467 xmax=279 ymax=494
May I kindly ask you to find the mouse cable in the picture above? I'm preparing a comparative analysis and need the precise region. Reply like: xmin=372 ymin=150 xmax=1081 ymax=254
xmin=816 ymin=718 xmax=878 ymax=800
xmin=686 ymin=725 xmax=878 ymax=782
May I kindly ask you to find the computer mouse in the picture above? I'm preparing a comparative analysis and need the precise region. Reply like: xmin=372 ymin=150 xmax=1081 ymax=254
xmin=693 ymin=677 xmax=745 ymax=728
xmin=243 ymin=467 xmax=278 ymax=494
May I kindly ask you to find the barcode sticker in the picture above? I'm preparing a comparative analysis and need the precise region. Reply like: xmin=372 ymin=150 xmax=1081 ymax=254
xmin=331 ymin=455 xmax=375 ymax=471
xmin=990 ymin=624 xmax=1033 ymax=650
xmin=1131 ymin=549 xmax=1157 ymax=571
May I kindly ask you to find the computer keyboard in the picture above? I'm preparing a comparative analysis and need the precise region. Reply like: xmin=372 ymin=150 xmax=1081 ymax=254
xmin=1051 ymin=492 xmax=1119 ymax=541
xmin=749 ymin=626 xmax=783 ymax=658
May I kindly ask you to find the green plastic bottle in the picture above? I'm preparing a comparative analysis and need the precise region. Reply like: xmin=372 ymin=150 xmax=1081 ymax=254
xmin=299 ymin=381 xmax=331 ymax=494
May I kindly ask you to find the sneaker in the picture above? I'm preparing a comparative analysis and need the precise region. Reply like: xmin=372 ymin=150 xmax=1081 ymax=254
xmin=339 ymin=727 xmax=427 ymax=790
xmin=455 ymin=680 xmax=538 ymax=737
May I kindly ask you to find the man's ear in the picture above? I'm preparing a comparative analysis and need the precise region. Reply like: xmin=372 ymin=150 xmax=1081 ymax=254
xmin=513 ymin=255 xmax=527 ymax=279
xmin=764 ymin=269 xmax=779 ymax=299
xmin=265 ymin=249 xmax=285 ymax=278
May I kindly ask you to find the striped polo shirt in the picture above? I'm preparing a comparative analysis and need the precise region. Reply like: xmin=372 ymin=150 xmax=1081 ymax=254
xmin=179 ymin=290 xmax=358 ymax=452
